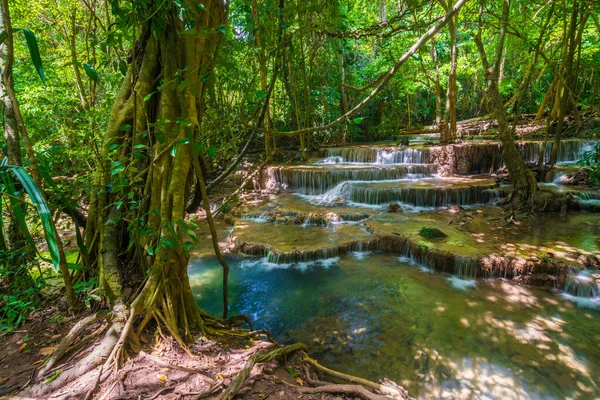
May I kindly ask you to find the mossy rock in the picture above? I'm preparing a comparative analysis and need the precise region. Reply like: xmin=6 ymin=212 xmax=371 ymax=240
xmin=387 ymin=202 xmax=402 ymax=213
xmin=419 ymin=227 xmax=448 ymax=239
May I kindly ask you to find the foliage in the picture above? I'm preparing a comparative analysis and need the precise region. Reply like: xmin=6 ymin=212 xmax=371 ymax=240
xmin=0 ymin=161 xmax=60 ymax=270
xmin=580 ymin=141 xmax=600 ymax=183
xmin=0 ymin=263 xmax=42 ymax=332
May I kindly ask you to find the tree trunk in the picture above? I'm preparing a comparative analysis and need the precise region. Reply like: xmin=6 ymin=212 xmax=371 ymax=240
xmin=0 ymin=0 xmax=81 ymax=310
xmin=550 ymin=0 xmax=578 ymax=166
xmin=252 ymin=0 xmax=273 ymax=155
xmin=84 ymin=0 xmax=228 ymax=341
xmin=439 ymin=2 xmax=457 ymax=144
xmin=0 ymin=0 xmax=30 ymax=270
xmin=475 ymin=0 xmax=538 ymax=203
xmin=431 ymin=39 xmax=442 ymax=127
xmin=535 ymin=77 xmax=555 ymax=120
xmin=69 ymin=9 xmax=89 ymax=111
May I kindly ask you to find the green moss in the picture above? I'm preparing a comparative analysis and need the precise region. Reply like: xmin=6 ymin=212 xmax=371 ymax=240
xmin=419 ymin=227 xmax=448 ymax=239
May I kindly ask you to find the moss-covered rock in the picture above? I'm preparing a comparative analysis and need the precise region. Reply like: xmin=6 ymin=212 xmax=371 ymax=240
xmin=419 ymin=227 xmax=448 ymax=239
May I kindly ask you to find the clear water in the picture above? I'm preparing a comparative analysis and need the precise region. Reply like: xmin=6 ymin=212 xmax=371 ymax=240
xmin=190 ymin=253 xmax=600 ymax=399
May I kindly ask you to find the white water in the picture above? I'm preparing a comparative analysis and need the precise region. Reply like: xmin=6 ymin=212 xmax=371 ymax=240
xmin=240 ymin=256 xmax=341 ymax=272
xmin=447 ymin=276 xmax=478 ymax=291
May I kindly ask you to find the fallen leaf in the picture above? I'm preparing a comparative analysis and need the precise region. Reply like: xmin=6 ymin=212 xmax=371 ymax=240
xmin=32 ymin=360 xmax=45 ymax=366
xmin=39 ymin=346 xmax=59 ymax=356
xmin=0 ymin=377 xmax=8 ymax=385
xmin=19 ymin=343 xmax=27 ymax=352
xmin=50 ymin=334 xmax=62 ymax=340
xmin=295 ymin=377 xmax=304 ymax=386
xmin=157 ymin=374 xmax=168 ymax=384
xmin=217 ymin=374 xmax=224 ymax=381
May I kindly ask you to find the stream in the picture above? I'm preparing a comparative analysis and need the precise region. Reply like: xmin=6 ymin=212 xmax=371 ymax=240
xmin=191 ymin=138 xmax=600 ymax=399
xmin=190 ymin=253 xmax=599 ymax=399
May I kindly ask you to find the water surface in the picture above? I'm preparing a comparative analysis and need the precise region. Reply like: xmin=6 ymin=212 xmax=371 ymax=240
xmin=190 ymin=254 xmax=600 ymax=399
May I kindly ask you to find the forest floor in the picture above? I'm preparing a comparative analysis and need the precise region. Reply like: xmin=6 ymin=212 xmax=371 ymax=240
xmin=1 ymin=297 xmax=402 ymax=400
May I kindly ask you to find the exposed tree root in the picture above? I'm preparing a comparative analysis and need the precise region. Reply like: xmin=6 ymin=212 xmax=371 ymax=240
xmin=298 ymin=364 xmax=392 ymax=399
xmin=301 ymin=352 xmax=413 ymax=400
xmin=23 ymin=304 xmax=128 ymax=398
xmin=138 ymin=351 xmax=216 ymax=384
xmin=297 ymin=384 xmax=391 ymax=400
xmin=216 ymin=343 xmax=308 ymax=400
xmin=37 ymin=310 xmax=111 ymax=378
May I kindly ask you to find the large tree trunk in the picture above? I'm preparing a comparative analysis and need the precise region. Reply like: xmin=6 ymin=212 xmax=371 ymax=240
xmin=84 ymin=0 xmax=227 ymax=342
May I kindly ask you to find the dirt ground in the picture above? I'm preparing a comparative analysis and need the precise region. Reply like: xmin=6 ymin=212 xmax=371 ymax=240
xmin=0 ymin=299 xmax=404 ymax=400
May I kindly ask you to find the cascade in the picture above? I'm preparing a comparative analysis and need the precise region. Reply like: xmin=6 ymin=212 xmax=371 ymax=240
xmin=454 ymin=256 xmax=478 ymax=278
xmin=518 ymin=140 xmax=594 ymax=165
xmin=552 ymin=173 xmax=568 ymax=184
xmin=563 ymin=271 xmax=600 ymax=298
xmin=327 ymin=147 xmax=430 ymax=164
xmin=271 ymin=164 xmax=436 ymax=194
xmin=345 ymin=182 xmax=499 ymax=207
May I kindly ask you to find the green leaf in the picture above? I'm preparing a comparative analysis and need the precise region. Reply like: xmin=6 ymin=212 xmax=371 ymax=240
xmin=21 ymin=29 xmax=45 ymax=85
xmin=0 ymin=28 xmax=45 ymax=84
xmin=67 ymin=263 xmax=89 ymax=271
xmin=83 ymin=63 xmax=99 ymax=82
xmin=170 ymin=144 xmax=178 ymax=157
xmin=5 ymin=166 xmax=61 ymax=271
xmin=192 ymin=142 xmax=204 ymax=154
xmin=256 ymin=90 xmax=266 ymax=100
xmin=143 ymin=92 xmax=156 ymax=102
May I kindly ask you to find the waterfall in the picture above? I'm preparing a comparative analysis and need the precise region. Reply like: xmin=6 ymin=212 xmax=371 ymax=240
xmin=265 ymin=247 xmax=340 ymax=264
xmin=327 ymin=147 xmax=430 ymax=164
xmin=346 ymin=183 xmax=499 ymax=207
xmin=518 ymin=140 xmax=595 ymax=165
xmin=552 ymin=173 xmax=568 ymax=184
xmin=273 ymin=165 xmax=437 ymax=194
xmin=376 ymin=148 xmax=430 ymax=164
xmin=563 ymin=271 xmax=600 ymax=298
xmin=454 ymin=256 xmax=478 ymax=278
